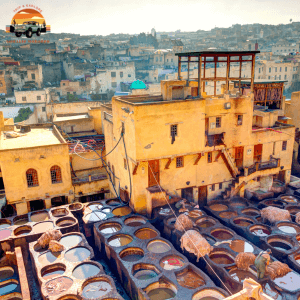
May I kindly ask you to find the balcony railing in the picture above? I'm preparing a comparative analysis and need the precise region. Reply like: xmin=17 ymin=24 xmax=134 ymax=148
xmin=72 ymin=174 xmax=107 ymax=184
xmin=205 ymin=132 xmax=225 ymax=147
xmin=245 ymin=158 xmax=280 ymax=176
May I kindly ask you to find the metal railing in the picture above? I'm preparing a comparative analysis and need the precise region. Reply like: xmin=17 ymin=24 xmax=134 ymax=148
xmin=245 ymin=158 xmax=280 ymax=176
xmin=72 ymin=174 xmax=107 ymax=184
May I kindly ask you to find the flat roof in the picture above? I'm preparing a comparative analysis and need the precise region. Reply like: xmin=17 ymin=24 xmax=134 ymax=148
xmin=55 ymin=114 xmax=89 ymax=122
xmin=175 ymin=51 xmax=260 ymax=57
xmin=0 ymin=128 xmax=62 ymax=150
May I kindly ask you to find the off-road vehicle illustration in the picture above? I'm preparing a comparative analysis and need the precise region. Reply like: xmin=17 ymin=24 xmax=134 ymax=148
xmin=11 ymin=21 xmax=46 ymax=38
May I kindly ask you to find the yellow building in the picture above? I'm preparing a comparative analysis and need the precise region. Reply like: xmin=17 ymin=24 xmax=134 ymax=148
xmin=102 ymin=51 xmax=295 ymax=215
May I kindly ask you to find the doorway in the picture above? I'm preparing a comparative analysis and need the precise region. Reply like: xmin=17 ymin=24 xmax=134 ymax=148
xmin=148 ymin=160 xmax=160 ymax=187
xmin=181 ymin=187 xmax=194 ymax=202
xmin=51 ymin=196 xmax=67 ymax=207
xmin=254 ymin=144 xmax=263 ymax=163
xmin=278 ymin=170 xmax=286 ymax=183
xmin=235 ymin=147 xmax=244 ymax=170
xmin=198 ymin=186 xmax=207 ymax=207
xmin=30 ymin=200 xmax=45 ymax=212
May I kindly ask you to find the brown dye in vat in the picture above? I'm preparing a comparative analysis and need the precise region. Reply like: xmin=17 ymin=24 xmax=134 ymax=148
xmin=113 ymin=206 xmax=132 ymax=216
xmin=33 ymin=221 xmax=54 ymax=233
xmin=72 ymin=263 xmax=100 ymax=279
xmin=99 ymin=223 xmax=121 ymax=234
xmin=176 ymin=269 xmax=205 ymax=289
xmin=188 ymin=210 xmax=203 ymax=218
xmin=57 ymin=218 xmax=76 ymax=227
xmin=82 ymin=281 xmax=112 ymax=298
xmin=242 ymin=209 xmax=259 ymax=217
xmin=273 ymin=272 xmax=300 ymax=292
xmin=0 ymin=229 xmax=11 ymax=240
xmin=39 ymin=251 xmax=61 ymax=264
xmin=135 ymin=228 xmax=158 ymax=240
xmin=147 ymin=288 xmax=176 ymax=300
xmin=52 ymin=209 xmax=68 ymax=217
xmin=229 ymin=268 xmax=256 ymax=283
xmin=211 ymin=230 xmax=233 ymax=240
xmin=42 ymin=267 xmax=65 ymax=280
xmin=209 ymin=204 xmax=228 ymax=212
xmin=233 ymin=219 xmax=254 ymax=227
xmin=65 ymin=247 xmax=91 ymax=262
xmin=124 ymin=216 xmax=147 ymax=227
xmin=108 ymin=235 xmax=133 ymax=247
xmin=13 ymin=218 xmax=28 ymax=226
xmin=14 ymin=226 xmax=31 ymax=236
xmin=269 ymin=241 xmax=292 ymax=251
xmin=219 ymin=211 xmax=238 ymax=219
xmin=147 ymin=240 xmax=171 ymax=253
xmin=45 ymin=276 xmax=73 ymax=296
xmin=197 ymin=220 xmax=215 ymax=228
xmin=262 ymin=283 xmax=282 ymax=300
xmin=60 ymin=235 xmax=82 ymax=248
xmin=0 ymin=268 xmax=14 ymax=280
xmin=209 ymin=253 xmax=234 ymax=265
xmin=231 ymin=203 xmax=246 ymax=208
xmin=230 ymin=240 xmax=254 ymax=252
xmin=31 ymin=212 xmax=49 ymax=222
xmin=281 ymin=196 xmax=298 ymax=203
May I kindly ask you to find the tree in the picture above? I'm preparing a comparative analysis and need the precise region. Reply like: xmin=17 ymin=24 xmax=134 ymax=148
xmin=14 ymin=107 xmax=33 ymax=122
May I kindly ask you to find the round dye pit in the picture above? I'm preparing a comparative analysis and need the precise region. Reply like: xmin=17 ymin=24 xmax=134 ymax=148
xmin=0 ymin=281 xmax=18 ymax=295
xmin=233 ymin=218 xmax=254 ymax=227
xmin=230 ymin=240 xmax=254 ymax=253
xmin=209 ymin=251 xmax=234 ymax=265
xmin=65 ymin=247 xmax=91 ymax=262
xmin=86 ymin=203 xmax=102 ymax=211
xmin=13 ymin=216 xmax=28 ymax=226
xmin=108 ymin=234 xmax=133 ymax=247
xmin=72 ymin=263 xmax=100 ymax=279
xmin=106 ymin=199 xmax=120 ymax=206
xmin=188 ymin=210 xmax=204 ymax=218
xmin=280 ymin=195 xmax=298 ymax=204
xmin=262 ymin=283 xmax=283 ymax=300
xmin=264 ymin=200 xmax=286 ymax=208
xmin=278 ymin=222 xmax=300 ymax=234
xmin=147 ymin=240 xmax=171 ymax=254
xmin=99 ymin=222 xmax=122 ymax=234
xmin=51 ymin=208 xmax=68 ymax=218
xmin=210 ymin=229 xmax=234 ymax=240
xmin=176 ymin=267 xmax=205 ymax=289
xmin=69 ymin=203 xmax=83 ymax=211
xmin=0 ymin=267 xmax=14 ymax=280
xmin=0 ymin=229 xmax=11 ymax=240
xmin=30 ymin=211 xmax=49 ymax=222
xmin=56 ymin=217 xmax=76 ymax=227
xmin=85 ymin=211 xmax=106 ymax=222
xmin=133 ymin=265 xmax=160 ymax=280
xmin=160 ymin=255 xmax=185 ymax=270
xmin=0 ymin=219 xmax=11 ymax=230
xmin=249 ymin=225 xmax=271 ymax=237
xmin=112 ymin=206 xmax=132 ymax=216
xmin=202 ymin=234 xmax=216 ymax=246
xmin=124 ymin=216 xmax=147 ymax=227
xmin=192 ymin=289 xmax=227 ymax=300
xmin=268 ymin=240 xmax=292 ymax=251
xmin=219 ymin=211 xmax=238 ymax=219
xmin=44 ymin=277 xmax=73 ymax=297
xmin=14 ymin=225 xmax=32 ymax=236
xmin=241 ymin=208 xmax=260 ymax=217
xmin=33 ymin=221 xmax=54 ymax=233
xmin=42 ymin=265 xmax=66 ymax=280
xmin=196 ymin=217 xmax=217 ymax=228
xmin=229 ymin=268 xmax=257 ymax=283
xmin=231 ymin=202 xmax=247 ymax=208
xmin=209 ymin=204 xmax=228 ymax=212
xmin=39 ymin=251 xmax=61 ymax=264
xmin=273 ymin=272 xmax=300 ymax=292
xmin=82 ymin=279 xmax=112 ymax=298
xmin=135 ymin=228 xmax=158 ymax=240
xmin=287 ymin=206 xmax=300 ymax=215
xmin=120 ymin=248 xmax=144 ymax=262
xmin=147 ymin=288 xmax=176 ymax=300
xmin=59 ymin=234 xmax=82 ymax=249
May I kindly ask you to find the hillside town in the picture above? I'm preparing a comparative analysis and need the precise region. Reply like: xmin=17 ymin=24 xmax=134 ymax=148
xmin=2 ymin=20 xmax=300 ymax=300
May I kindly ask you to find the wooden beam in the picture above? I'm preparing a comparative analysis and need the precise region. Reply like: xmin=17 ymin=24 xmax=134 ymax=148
xmin=215 ymin=151 xmax=222 ymax=162
xmin=165 ymin=158 xmax=172 ymax=169
xmin=194 ymin=153 xmax=202 ymax=165
xmin=133 ymin=162 xmax=139 ymax=175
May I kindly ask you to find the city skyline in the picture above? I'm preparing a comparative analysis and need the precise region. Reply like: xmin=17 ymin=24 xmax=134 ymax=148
xmin=1 ymin=0 xmax=300 ymax=36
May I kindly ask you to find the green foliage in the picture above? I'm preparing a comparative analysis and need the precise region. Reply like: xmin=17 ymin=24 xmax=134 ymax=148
xmin=14 ymin=107 xmax=33 ymax=122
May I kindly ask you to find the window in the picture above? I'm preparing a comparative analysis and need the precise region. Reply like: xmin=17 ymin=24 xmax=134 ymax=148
xmin=219 ymin=183 xmax=223 ymax=190
xmin=216 ymin=117 xmax=221 ymax=128
xmin=160 ymin=57 xmax=162 ymax=62
xmin=124 ymin=158 xmax=127 ymax=170
xmin=37 ymin=95 xmax=41 ymax=100
xmin=156 ymin=57 xmax=158 ymax=62
xmin=167 ymin=59 xmax=169 ymax=62
xmin=50 ymin=165 xmax=62 ymax=184
xmin=285 ymin=75 xmax=287 ymax=80
xmin=282 ymin=141 xmax=287 ymax=151
xmin=111 ymin=72 xmax=116 ymax=77
xmin=63 ymin=83 xmax=65 ymax=86
xmin=171 ymin=59 xmax=173 ymax=62
xmin=259 ymin=68 xmax=261 ymax=73
xmin=128 ymin=74 xmax=131 ymax=77
xmin=268 ymin=76 xmax=270 ymax=80
xmin=275 ymin=75 xmax=277 ymax=80
xmin=275 ymin=67 xmax=277 ymax=72
xmin=279 ymin=75 xmax=281 ymax=80
xmin=280 ymin=67 xmax=282 ymax=72
xmin=21 ymin=74 xmax=24 ymax=80
xmin=211 ymin=184 xmax=215 ymax=191
xmin=208 ymin=152 xmax=212 ymax=163
xmin=67 ymin=92 xmax=70 ymax=95
xmin=120 ymin=71 xmax=123 ymax=78
xmin=269 ymin=67 xmax=271 ymax=73
xmin=26 ymin=169 xmax=39 ymax=187
xmin=170 ymin=124 xmax=178 ymax=137
xmin=22 ymin=96 xmax=26 ymax=101
xmin=176 ymin=156 xmax=184 ymax=168
xmin=285 ymin=67 xmax=287 ymax=72
xmin=31 ymin=73 xmax=35 ymax=80
xmin=73 ymin=92 xmax=76 ymax=95
xmin=111 ymin=82 xmax=117 ymax=88
xmin=42 ymin=107 xmax=46 ymax=112
xmin=237 ymin=115 xmax=243 ymax=126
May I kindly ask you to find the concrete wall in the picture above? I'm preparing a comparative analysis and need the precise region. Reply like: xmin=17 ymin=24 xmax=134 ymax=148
xmin=15 ymin=90 xmax=48 ymax=104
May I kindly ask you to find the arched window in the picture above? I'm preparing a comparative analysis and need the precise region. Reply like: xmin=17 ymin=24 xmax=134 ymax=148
xmin=26 ymin=169 xmax=39 ymax=187
xmin=50 ymin=165 xmax=62 ymax=184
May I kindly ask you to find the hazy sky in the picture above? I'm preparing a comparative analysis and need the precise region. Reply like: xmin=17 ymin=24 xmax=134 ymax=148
xmin=1 ymin=0 xmax=300 ymax=36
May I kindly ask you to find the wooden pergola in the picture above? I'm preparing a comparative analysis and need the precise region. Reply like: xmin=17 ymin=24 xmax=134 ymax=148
xmin=175 ymin=51 xmax=260 ymax=97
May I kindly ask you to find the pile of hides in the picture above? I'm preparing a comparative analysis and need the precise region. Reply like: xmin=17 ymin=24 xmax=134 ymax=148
xmin=235 ymin=252 xmax=256 ymax=271
xmin=261 ymin=207 xmax=291 ymax=225
xmin=266 ymin=261 xmax=291 ymax=280
xmin=37 ymin=230 xmax=62 ymax=248
xmin=180 ymin=230 xmax=213 ymax=262
xmin=174 ymin=214 xmax=193 ymax=232
xmin=49 ymin=240 xmax=64 ymax=253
